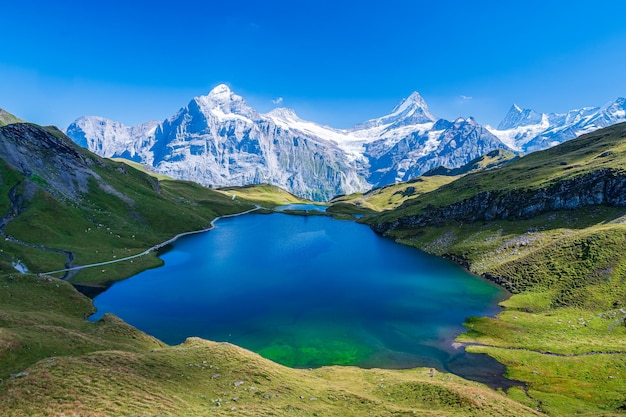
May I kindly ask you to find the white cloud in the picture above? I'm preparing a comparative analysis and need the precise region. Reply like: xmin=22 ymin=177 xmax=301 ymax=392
xmin=272 ymin=97 xmax=284 ymax=105
xmin=459 ymin=95 xmax=473 ymax=101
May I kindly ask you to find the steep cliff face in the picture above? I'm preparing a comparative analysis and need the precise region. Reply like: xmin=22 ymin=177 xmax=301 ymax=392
xmin=374 ymin=168 xmax=626 ymax=234
xmin=150 ymin=87 xmax=367 ymax=201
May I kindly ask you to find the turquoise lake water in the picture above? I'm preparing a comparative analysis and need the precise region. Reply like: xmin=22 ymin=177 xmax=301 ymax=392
xmin=91 ymin=213 xmax=510 ymax=384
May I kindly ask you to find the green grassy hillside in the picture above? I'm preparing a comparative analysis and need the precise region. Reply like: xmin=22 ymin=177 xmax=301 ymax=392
xmin=0 ymin=124 xmax=257 ymax=287
xmin=0 ymin=108 xmax=23 ymax=126
xmin=0 ymin=274 xmax=539 ymax=417
xmin=329 ymin=175 xmax=458 ymax=213
xmin=219 ymin=183 xmax=310 ymax=207
xmin=2 ymin=119 xmax=625 ymax=416
xmin=111 ymin=157 xmax=174 ymax=180
xmin=369 ymin=123 xmax=626 ymax=415
xmin=375 ymin=122 xmax=626 ymax=223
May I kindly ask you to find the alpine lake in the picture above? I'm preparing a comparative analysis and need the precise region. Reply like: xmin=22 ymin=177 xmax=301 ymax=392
xmin=91 ymin=207 xmax=515 ymax=388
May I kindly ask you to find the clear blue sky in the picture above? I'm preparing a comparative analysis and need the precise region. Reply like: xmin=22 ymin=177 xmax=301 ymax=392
xmin=2 ymin=1 xmax=626 ymax=129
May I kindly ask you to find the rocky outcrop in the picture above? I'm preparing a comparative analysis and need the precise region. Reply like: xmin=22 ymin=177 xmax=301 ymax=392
xmin=374 ymin=168 xmax=626 ymax=233
xmin=0 ymin=123 xmax=136 ymax=206
xmin=0 ymin=124 xmax=97 ymax=202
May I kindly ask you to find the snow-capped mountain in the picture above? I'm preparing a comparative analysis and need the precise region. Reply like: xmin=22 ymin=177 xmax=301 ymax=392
xmin=65 ymin=85 xmax=510 ymax=201
xmin=489 ymin=98 xmax=626 ymax=153
xmin=142 ymin=85 xmax=367 ymax=201
xmin=353 ymin=92 xmax=436 ymax=130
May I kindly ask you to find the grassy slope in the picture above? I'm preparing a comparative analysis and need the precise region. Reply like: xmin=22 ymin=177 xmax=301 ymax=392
xmin=377 ymin=122 xmax=626 ymax=223
xmin=219 ymin=183 xmax=310 ymax=207
xmin=368 ymin=124 xmax=626 ymax=415
xmin=111 ymin=157 xmax=174 ymax=181
xmin=0 ymin=273 xmax=164 ymax=380
xmin=0 ymin=108 xmax=24 ymax=126
xmin=329 ymin=175 xmax=459 ymax=213
xmin=0 ymin=339 xmax=540 ymax=417
xmin=0 ymin=120 xmax=622 ymax=415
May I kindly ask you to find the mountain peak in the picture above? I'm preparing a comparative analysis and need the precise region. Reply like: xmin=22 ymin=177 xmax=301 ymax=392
xmin=193 ymin=84 xmax=257 ymax=119
xmin=453 ymin=116 xmax=477 ymax=126
xmin=390 ymin=91 xmax=431 ymax=118
xmin=353 ymin=91 xmax=436 ymax=130
xmin=604 ymin=97 xmax=626 ymax=110
xmin=207 ymin=83 xmax=232 ymax=99
xmin=265 ymin=107 xmax=300 ymax=122
xmin=497 ymin=104 xmax=543 ymax=130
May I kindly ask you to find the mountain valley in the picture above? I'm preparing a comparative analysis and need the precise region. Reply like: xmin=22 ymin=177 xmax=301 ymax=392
xmin=0 ymin=107 xmax=625 ymax=416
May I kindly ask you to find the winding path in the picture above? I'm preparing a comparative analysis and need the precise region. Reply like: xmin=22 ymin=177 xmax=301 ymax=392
xmin=41 ymin=205 xmax=262 ymax=277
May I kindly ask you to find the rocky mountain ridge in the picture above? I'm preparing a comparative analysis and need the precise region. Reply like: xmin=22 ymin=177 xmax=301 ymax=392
xmin=65 ymin=86 xmax=626 ymax=201
xmin=65 ymin=86 xmax=510 ymax=201
xmin=489 ymin=98 xmax=626 ymax=152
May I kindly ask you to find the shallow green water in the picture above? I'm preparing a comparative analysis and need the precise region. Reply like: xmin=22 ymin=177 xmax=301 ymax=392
xmin=92 ymin=213 xmax=508 ymax=378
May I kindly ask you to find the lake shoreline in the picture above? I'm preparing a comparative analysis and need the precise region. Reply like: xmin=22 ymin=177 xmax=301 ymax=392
xmin=90 ymin=211 xmax=518 ymax=390
xmin=43 ymin=205 xmax=262 ymax=282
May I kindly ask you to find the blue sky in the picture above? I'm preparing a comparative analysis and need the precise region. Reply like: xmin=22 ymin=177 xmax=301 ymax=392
xmin=2 ymin=1 xmax=626 ymax=129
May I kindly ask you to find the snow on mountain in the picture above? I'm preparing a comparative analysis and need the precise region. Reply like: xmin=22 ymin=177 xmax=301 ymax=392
xmin=497 ymin=104 xmax=543 ymax=131
xmin=263 ymin=107 xmax=366 ymax=162
xmin=66 ymin=85 xmax=511 ymax=201
xmin=489 ymin=98 xmax=626 ymax=153
xmin=65 ymin=117 xmax=159 ymax=163
xmin=365 ymin=117 xmax=507 ymax=185
xmin=353 ymin=92 xmax=436 ymax=130
xmin=146 ymin=85 xmax=368 ymax=201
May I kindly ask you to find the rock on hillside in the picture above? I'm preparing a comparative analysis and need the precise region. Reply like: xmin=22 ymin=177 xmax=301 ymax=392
xmin=0 ymin=124 xmax=105 ymax=202
xmin=376 ymin=168 xmax=626 ymax=233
